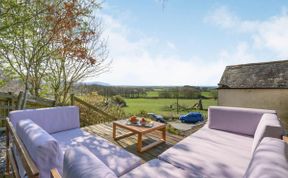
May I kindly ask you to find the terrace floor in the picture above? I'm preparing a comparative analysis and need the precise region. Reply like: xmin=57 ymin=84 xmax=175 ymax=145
xmin=83 ymin=121 xmax=186 ymax=162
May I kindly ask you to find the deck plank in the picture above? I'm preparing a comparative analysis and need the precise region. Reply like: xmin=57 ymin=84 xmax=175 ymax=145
xmin=82 ymin=121 xmax=186 ymax=162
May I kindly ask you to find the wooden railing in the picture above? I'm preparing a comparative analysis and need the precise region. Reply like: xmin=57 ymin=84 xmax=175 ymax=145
xmin=0 ymin=92 xmax=57 ymax=133
xmin=71 ymin=94 xmax=118 ymax=126
xmin=0 ymin=92 xmax=17 ymax=133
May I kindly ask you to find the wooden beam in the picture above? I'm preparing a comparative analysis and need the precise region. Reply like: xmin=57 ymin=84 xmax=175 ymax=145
xmin=26 ymin=97 xmax=55 ymax=107
xmin=70 ymin=94 xmax=75 ymax=105
xmin=8 ymin=148 xmax=20 ymax=178
xmin=17 ymin=91 xmax=24 ymax=110
xmin=74 ymin=96 xmax=117 ymax=120
xmin=5 ymin=120 xmax=10 ymax=175
xmin=114 ymin=132 xmax=137 ymax=141
xmin=6 ymin=118 xmax=39 ymax=177
xmin=140 ymin=140 xmax=165 ymax=152
xmin=50 ymin=168 xmax=62 ymax=178
xmin=0 ymin=92 xmax=16 ymax=99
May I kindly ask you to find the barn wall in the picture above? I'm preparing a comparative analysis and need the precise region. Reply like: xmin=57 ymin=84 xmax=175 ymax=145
xmin=218 ymin=89 xmax=288 ymax=129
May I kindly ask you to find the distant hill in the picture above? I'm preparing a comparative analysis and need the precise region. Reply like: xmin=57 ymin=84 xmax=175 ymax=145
xmin=79 ymin=81 xmax=111 ymax=86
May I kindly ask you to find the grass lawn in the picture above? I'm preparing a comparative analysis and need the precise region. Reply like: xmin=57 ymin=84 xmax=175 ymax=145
xmin=123 ymin=98 xmax=217 ymax=118
xmin=146 ymin=91 xmax=159 ymax=97
xmin=201 ymin=91 xmax=213 ymax=98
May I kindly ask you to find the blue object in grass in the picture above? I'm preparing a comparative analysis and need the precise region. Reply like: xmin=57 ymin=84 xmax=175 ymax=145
xmin=147 ymin=113 xmax=166 ymax=123
xmin=179 ymin=112 xmax=204 ymax=123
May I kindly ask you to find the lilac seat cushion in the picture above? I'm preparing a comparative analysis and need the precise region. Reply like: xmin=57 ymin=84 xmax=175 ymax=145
xmin=252 ymin=113 xmax=283 ymax=153
xmin=10 ymin=106 xmax=80 ymax=134
xmin=121 ymin=159 xmax=200 ymax=178
xmin=244 ymin=137 xmax=288 ymax=178
xmin=52 ymin=128 xmax=142 ymax=176
xmin=16 ymin=119 xmax=62 ymax=178
xmin=208 ymin=106 xmax=276 ymax=136
xmin=159 ymin=126 xmax=253 ymax=178
xmin=63 ymin=146 xmax=117 ymax=178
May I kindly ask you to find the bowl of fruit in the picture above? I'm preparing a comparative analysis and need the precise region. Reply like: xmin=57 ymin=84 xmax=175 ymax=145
xmin=140 ymin=118 xmax=153 ymax=127
xmin=140 ymin=117 xmax=147 ymax=126
xmin=128 ymin=116 xmax=139 ymax=124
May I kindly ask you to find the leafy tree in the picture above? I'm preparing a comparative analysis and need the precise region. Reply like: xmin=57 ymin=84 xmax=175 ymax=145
xmin=0 ymin=0 xmax=109 ymax=105
xmin=45 ymin=0 xmax=109 ymax=103
xmin=210 ymin=89 xmax=218 ymax=100
xmin=0 ymin=0 xmax=54 ymax=108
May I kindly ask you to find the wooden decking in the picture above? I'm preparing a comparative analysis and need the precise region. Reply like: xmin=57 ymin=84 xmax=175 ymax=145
xmin=83 ymin=121 xmax=186 ymax=162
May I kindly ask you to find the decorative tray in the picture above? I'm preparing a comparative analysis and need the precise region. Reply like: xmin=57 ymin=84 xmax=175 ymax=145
xmin=126 ymin=120 xmax=154 ymax=128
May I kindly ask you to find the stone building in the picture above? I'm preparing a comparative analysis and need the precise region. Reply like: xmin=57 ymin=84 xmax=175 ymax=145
xmin=218 ymin=60 xmax=288 ymax=129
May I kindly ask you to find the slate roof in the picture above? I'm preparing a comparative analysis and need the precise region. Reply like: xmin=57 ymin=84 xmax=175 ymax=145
xmin=218 ymin=60 xmax=288 ymax=89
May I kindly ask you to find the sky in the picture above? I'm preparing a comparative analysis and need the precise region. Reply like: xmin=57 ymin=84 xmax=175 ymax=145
xmin=87 ymin=0 xmax=288 ymax=86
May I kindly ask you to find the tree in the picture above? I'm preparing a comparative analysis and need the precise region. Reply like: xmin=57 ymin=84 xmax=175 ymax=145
xmin=45 ymin=0 xmax=109 ymax=103
xmin=0 ymin=0 xmax=56 ymax=108
xmin=210 ymin=89 xmax=218 ymax=100
xmin=0 ymin=0 xmax=109 ymax=105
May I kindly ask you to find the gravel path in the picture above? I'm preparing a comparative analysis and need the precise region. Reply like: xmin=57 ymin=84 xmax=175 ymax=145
xmin=168 ymin=120 xmax=204 ymax=131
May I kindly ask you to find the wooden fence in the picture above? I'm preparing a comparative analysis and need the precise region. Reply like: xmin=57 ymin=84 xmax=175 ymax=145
xmin=71 ymin=94 xmax=118 ymax=127
xmin=0 ymin=92 xmax=119 ymax=132
xmin=0 ymin=92 xmax=57 ymax=133
xmin=0 ymin=92 xmax=16 ymax=133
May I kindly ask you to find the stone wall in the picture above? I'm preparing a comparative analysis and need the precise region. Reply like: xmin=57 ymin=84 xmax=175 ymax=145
xmin=218 ymin=89 xmax=288 ymax=129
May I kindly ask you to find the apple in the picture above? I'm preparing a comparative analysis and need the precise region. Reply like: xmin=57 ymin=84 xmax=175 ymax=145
xmin=129 ymin=116 xmax=138 ymax=123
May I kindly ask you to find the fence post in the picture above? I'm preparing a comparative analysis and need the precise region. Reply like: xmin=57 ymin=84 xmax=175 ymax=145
xmin=5 ymin=120 xmax=10 ymax=175
xmin=17 ymin=91 xmax=24 ymax=110
xmin=70 ymin=94 xmax=75 ymax=105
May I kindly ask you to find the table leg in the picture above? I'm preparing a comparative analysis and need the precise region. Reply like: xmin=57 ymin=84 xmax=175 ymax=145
xmin=162 ymin=127 xmax=166 ymax=141
xmin=137 ymin=133 xmax=143 ymax=152
xmin=112 ymin=123 xmax=116 ymax=139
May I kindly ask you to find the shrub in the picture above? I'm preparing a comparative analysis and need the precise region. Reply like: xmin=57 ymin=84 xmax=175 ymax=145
xmin=111 ymin=95 xmax=127 ymax=107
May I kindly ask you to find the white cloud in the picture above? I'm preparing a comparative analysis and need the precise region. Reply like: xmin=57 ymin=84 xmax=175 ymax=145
xmin=206 ymin=6 xmax=288 ymax=58
xmin=89 ymin=6 xmax=288 ymax=86
xmin=166 ymin=41 xmax=177 ymax=50
xmin=205 ymin=6 xmax=238 ymax=28
xmin=88 ymin=13 xmax=225 ymax=86
xmin=219 ymin=42 xmax=256 ymax=64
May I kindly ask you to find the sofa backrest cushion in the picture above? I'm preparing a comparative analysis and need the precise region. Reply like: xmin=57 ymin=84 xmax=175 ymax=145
xmin=208 ymin=106 xmax=276 ymax=136
xmin=63 ymin=146 xmax=117 ymax=178
xmin=252 ymin=113 xmax=283 ymax=153
xmin=16 ymin=119 xmax=63 ymax=178
xmin=10 ymin=106 xmax=80 ymax=134
xmin=244 ymin=137 xmax=288 ymax=178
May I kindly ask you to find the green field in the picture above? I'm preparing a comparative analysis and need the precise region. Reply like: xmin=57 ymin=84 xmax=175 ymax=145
xmin=123 ymin=98 xmax=217 ymax=118
xmin=146 ymin=91 xmax=159 ymax=97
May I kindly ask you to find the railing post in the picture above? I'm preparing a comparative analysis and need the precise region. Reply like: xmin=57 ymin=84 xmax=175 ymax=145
xmin=5 ymin=118 xmax=10 ymax=175
xmin=17 ymin=91 xmax=24 ymax=110
xmin=70 ymin=94 xmax=75 ymax=105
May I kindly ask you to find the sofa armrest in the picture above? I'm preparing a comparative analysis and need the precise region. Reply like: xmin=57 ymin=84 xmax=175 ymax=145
xmin=16 ymin=119 xmax=63 ymax=178
xmin=252 ymin=113 xmax=284 ymax=153
xmin=244 ymin=137 xmax=288 ymax=178
xmin=208 ymin=106 xmax=276 ymax=136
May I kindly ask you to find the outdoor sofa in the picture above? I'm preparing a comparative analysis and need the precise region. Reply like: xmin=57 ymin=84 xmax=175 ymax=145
xmin=6 ymin=106 xmax=288 ymax=178
xmin=6 ymin=106 xmax=142 ymax=178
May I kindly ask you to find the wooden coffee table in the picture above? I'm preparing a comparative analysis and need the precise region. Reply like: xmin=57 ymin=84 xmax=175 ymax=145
xmin=113 ymin=120 xmax=166 ymax=152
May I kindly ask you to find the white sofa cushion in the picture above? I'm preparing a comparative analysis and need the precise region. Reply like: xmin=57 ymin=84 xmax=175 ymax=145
xmin=208 ymin=106 xmax=276 ymax=136
xmin=121 ymin=159 xmax=200 ymax=178
xmin=252 ymin=113 xmax=283 ymax=153
xmin=63 ymin=146 xmax=117 ymax=178
xmin=10 ymin=106 xmax=80 ymax=134
xmin=16 ymin=119 xmax=62 ymax=178
xmin=159 ymin=126 xmax=253 ymax=178
xmin=52 ymin=128 xmax=142 ymax=176
xmin=244 ymin=137 xmax=288 ymax=178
